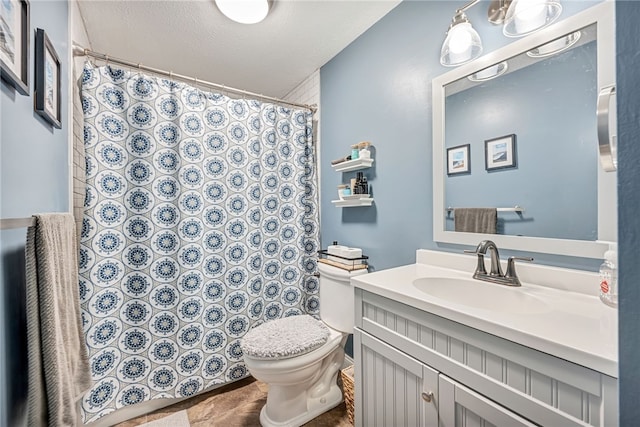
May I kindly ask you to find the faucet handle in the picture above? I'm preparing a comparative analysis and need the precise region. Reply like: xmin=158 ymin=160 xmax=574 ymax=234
xmin=505 ymin=256 xmax=534 ymax=284
xmin=509 ymin=256 xmax=534 ymax=263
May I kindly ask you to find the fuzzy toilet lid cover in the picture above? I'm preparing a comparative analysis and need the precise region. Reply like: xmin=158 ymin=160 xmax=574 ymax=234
xmin=241 ymin=314 xmax=330 ymax=359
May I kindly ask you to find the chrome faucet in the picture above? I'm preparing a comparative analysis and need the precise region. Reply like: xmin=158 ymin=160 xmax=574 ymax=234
xmin=464 ymin=240 xmax=533 ymax=287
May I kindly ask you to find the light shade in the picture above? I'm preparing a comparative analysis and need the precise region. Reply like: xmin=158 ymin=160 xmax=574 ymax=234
xmin=468 ymin=61 xmax=509 ymax=82
xmin=526 ymin=30 xmax=581 ymax=57
xmin=440 ymin=13 xmax=483 ymax=67
xmin=503 ymin=0 xmax=562 ymax=37
xmin=215 ymin=0 xmax=270 ymax=24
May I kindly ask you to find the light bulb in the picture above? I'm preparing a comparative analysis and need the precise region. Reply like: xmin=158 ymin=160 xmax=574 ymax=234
xmin=514 ymin=0 xmax=546 ymax=22
xmin=449 ymin=23 xmax=474 ymax=54
xmin=503 ymin=0 xmax=562 ymax=37
xmin=440 ymin=20 xmax=482 ymax=67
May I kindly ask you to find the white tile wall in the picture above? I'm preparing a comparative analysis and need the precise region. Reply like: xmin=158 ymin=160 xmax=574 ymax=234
xmin=71 ymin=0 xmax=92 ymax=240
xmin=284 ymin=70 xmax=320 ymax=108
xmin=284 ymin=70 xmax=322 ymax=208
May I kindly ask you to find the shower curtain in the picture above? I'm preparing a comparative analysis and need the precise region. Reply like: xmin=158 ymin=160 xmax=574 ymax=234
xmin=77 ymin=63 xmax=319 ymax=423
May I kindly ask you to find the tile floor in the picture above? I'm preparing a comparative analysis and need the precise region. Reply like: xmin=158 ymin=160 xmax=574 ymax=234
xmin=114 ymin=376 xmax=352 ymax=427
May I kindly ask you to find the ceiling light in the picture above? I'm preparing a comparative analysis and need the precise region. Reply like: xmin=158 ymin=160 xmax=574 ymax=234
xmin=440 ymin=10 xmax=483 ymax=67
xmin=503 ymin=0 xmax=562 ymax=37
xmin=215 ymin=0 xmax=270 ymax=25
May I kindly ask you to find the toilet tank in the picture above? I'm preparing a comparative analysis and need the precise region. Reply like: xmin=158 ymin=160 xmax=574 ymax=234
xmin=318 ymin=262 xmax=368 ymax=333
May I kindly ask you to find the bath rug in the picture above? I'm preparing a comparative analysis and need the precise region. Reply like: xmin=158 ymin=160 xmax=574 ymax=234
xmin=138 ymin=410 xmax=190 ymax=427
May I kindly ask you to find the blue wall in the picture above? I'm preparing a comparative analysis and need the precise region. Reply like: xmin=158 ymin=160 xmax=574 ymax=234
xmin=322 ymin=0 xmax=640 ymax=421
xmin=320 ymin=0 xmax=600 ymax=272
xmin=445 ymin=42 xmax=597 ymax=240
xmin=0 ymin=1 xmax=69 ymax=425
xmin=615 ymin=2 xmax=640 ymax=423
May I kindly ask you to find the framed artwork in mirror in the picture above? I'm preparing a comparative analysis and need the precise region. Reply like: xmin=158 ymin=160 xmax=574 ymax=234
xmin=34 ymin=28 xmax=61 ymax=129
xmin=485 ymin=134 xmax=516 ymax=171
xmin=0 ymin=0 xmax=30 ymax=95
xmin=447 ymin=144 xmax=470 ymax=176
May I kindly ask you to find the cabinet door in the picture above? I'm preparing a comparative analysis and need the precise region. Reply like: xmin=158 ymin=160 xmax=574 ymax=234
xmin=439 ymin=375 xmax=538 ymax=427
xmin=354 ymin=329 xmax=438 ymax=427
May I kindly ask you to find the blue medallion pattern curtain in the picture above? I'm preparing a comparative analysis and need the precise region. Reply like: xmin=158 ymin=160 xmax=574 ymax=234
xmin=77 ymin=63 xmax=319 ymax=422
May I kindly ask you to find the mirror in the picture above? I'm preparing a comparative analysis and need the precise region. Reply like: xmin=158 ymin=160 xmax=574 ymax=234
xmin=432 ymin=2 xmax=616 ymax=259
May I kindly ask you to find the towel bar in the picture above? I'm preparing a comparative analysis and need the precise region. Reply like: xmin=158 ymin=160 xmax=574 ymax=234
xmin=0 ymin=217 xmax=36 ymax=230
xmin=446 ymin=206 xmax=524 ymax=213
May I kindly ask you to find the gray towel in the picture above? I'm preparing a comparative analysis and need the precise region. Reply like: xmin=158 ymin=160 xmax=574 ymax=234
xmin=454 ymin=208 xmax=497 ymax=234
xmin=26 ymin=213 xmax=91 ymax=427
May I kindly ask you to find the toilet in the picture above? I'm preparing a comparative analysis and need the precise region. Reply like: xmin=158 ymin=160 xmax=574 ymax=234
xmin=241 ymin=262 xmax=367 ymax=427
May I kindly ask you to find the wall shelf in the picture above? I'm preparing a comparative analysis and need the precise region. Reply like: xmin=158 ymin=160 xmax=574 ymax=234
xmin=331 ymin=197 xmax=374 ymax=207
xmin=331 ymin=158 xmax=374 ymax=172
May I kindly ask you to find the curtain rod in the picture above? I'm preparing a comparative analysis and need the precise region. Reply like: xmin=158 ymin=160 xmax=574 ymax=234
xmin=72 ymin=44 xmax=317 ymax=113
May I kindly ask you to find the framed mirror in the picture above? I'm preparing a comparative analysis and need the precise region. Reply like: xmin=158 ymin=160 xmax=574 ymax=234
xmin=432 ymin=2 xmax=615 ymax=259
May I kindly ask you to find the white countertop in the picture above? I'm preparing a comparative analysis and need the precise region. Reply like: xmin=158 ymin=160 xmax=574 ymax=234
xmin=351 ymin=250 xmax=618 ymax=378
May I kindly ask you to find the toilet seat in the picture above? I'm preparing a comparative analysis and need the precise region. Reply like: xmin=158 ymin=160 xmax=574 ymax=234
xmin=243 ymin=326 xmax=343 ymax=371
xmin=242 ymin=315 xmax=333 ymax=361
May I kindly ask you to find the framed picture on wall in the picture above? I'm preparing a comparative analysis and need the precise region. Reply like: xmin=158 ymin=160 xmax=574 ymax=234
xmin=447 ymin=144 xmax=470 ymax=176
xmin=34 ymin=28 xmax=61 ymax=129
xmin=485 ymin=134 xmax=517 ymax=171
xmin=0 ymin=0 xmax=30 ymax=95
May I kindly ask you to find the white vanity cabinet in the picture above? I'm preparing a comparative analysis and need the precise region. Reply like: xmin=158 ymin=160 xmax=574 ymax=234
xmin=356 ymin=329 xmax=438 ymax=426
xmin=353 ymin=289 xmax=618 ymax=427
xmin=438 ymin=374 xmax=536 ymax=427
xmin=355 ymin=329 xmax=535 ymax=427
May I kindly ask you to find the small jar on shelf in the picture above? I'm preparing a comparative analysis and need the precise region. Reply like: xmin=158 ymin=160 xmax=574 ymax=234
xmin=357 ymin=141 xmax=371 ymax=159
xmin=337 ymin=184 xmax=350 ymax=200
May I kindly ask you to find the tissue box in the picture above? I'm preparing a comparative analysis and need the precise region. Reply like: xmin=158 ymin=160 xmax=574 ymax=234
xmin=327 ymin=245 xmax=347 ymax=263
xmin=331 ymin=247 xmax=364 ymax=265
xmin=342 ymin=247 xmax=362 ymax=259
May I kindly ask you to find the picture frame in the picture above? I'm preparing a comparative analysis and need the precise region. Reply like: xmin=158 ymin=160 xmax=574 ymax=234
xmin=446 ymin=144 xmax=470 ymax=176
xmin=34 ymin=28 xmax=61 ymax=128
xmin=485 ymin=134 xmax=517 ymax=171
xmin=0 ymin=0 xmax=30 ymax=95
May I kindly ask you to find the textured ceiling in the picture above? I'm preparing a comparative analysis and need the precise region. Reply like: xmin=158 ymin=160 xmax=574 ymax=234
xmin=77 ymin=0 xmax=402 ymax=99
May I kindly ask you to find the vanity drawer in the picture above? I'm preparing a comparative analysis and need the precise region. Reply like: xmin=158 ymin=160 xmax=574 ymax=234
xmin=355 ymin=289 xmax=618 ymax=427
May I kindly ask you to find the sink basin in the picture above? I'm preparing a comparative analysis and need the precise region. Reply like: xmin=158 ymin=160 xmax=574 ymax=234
xmin=412 ymin=277 xmax=548 ymax=314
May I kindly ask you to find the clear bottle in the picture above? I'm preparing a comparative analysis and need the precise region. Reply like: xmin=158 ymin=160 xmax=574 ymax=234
xmin=599 ymin=245 xmax=618 ymax=308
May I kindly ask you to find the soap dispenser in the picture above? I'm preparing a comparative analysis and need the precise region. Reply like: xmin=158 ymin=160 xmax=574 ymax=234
xmin=599 ymin=243 xmax=618 ymax=308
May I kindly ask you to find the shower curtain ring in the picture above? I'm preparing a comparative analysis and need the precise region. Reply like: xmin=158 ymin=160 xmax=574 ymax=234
xmin=169 ymin=70 xmax=173 ymax=80
xmin=105 ymin=54 xmax=109 ymax=66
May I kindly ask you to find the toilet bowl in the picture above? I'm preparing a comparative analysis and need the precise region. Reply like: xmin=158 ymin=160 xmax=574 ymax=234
xmin=240 ymin=262 xmax=367 ymax=427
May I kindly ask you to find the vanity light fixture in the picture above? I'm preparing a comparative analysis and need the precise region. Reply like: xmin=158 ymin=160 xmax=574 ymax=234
xmin=467 ymin=61 xmax=509 ymax=81
xmin=503 ymin=0 xmax=562 ymax=37
xmin=440 ymin=3 xmax=483 ymax=67
xmin=215 ymin=0 xmax=270 ymax=24
xmin=440 ymin=0 xmax=564 ymax=67
xmin=487 ymin=0 xmax=514 ymax=25
xmin=526 ymin=30 xmax=581 ymax=57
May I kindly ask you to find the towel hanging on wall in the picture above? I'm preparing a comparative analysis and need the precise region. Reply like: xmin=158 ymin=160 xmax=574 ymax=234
xmin=25 ymin=213 xmax=91 ymax=427
xmin=453 ymin=208 xmax=498 ymax=234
